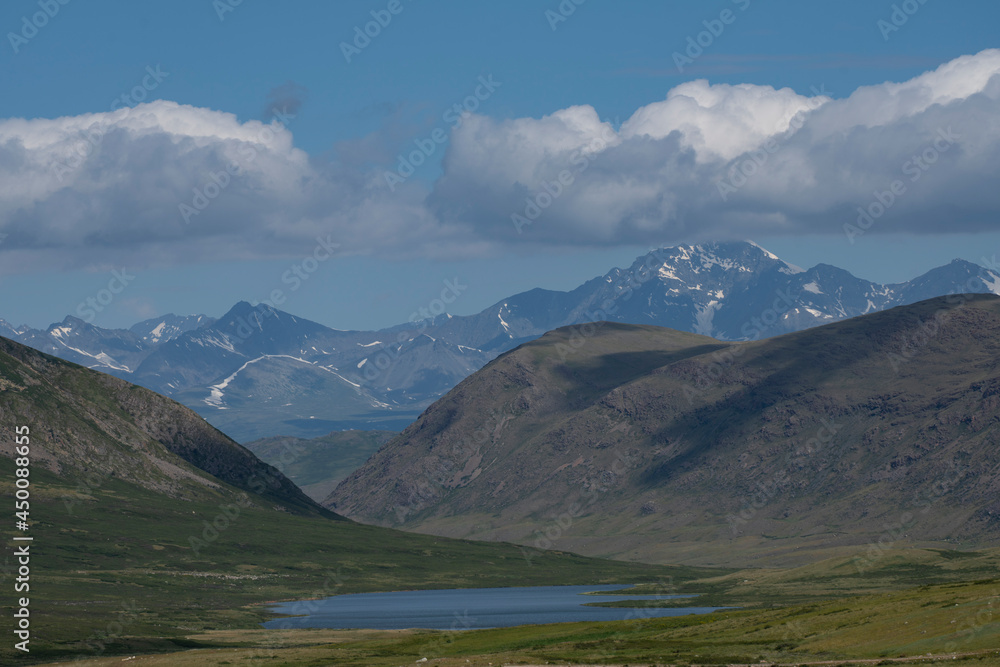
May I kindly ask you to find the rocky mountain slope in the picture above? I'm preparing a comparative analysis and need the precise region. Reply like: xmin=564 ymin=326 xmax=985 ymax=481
xmin=327 ymin=294 xmax=1000 ymax=567
xmin=0 ymin=335 xmax=325 ymax=515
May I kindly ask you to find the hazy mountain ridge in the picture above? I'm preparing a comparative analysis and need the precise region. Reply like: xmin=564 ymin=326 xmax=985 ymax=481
xmin=5 ymin=242 xmax=1000 ymax=441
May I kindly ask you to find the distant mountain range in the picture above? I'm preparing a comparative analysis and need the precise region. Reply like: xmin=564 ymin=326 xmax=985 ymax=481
xmin=328 ymin=295 xmax=1000 ymax=567
xmin=3 ymin=241 xmax=999 ymax=441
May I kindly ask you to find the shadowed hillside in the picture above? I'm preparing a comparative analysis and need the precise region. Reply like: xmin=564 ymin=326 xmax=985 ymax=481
xmin=328 ymin=295 xmax=1000 ymax=567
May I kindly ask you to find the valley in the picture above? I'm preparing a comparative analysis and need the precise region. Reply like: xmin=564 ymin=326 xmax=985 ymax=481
xmin=3 ymin=295 xmax=999 ymax=664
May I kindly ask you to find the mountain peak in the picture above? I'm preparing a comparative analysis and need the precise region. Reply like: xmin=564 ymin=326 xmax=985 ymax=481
xmin=0 ymin=319 xmax=28 ymax=336
xmin=217 ymin=301 xmax=283 ymax=327
xmin=634 ymin=240 xmax=790 ymax=289
xmin=129 ymin=313 xmax=216 ymax=345
xmin=744 ymin=239 xmax=781 ymax=260
xmin=50 ymin=315 xmax=92 ymax=332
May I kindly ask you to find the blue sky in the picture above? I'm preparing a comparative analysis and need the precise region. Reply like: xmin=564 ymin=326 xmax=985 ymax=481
xmin=1 ymin=0 xmax=999 ymax=330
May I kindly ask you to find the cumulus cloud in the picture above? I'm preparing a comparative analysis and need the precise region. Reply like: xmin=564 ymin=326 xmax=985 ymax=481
xmin=0 ymin=50 xmax=999 ymax=273
xmin=431 ymin=48 xmax=1000 ymax=246
xmin=620 ymin=80 xmax=818 ymax=161
xmin=0 ymin=100 xmax=459 ymax=273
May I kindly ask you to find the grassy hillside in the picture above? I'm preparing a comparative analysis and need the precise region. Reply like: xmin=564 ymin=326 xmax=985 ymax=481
xmin=328 ymin=295 xmax=1000 ymax=566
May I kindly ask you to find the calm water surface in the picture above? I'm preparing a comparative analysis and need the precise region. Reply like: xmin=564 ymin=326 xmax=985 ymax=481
xmin=263 ymin=584 xmax=728 ymax=630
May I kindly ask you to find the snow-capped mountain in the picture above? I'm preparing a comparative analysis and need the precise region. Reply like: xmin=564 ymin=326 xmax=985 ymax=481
xmin=129 ymin=314 xmax=216 ymax=345
xmin=568 ymin=243 xmax=1000 ymax=340
xmin=426 ymin=242 xmax=1000 ymax=344
xmin=0 ymin=319 xmax=29 ymax=339
xmin=4 ymin=241 xmax=999 ymax=441
xmin=12 ymin=316 xmax=149 ymax=375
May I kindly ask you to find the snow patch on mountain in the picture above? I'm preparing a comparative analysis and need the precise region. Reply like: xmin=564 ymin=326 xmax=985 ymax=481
xmin=693 ymin=301 xmax=720 ymax=337
xmin=982 ymin=271 xmax=1000 ymax=295
xmin=148 ymin=322 xmax=166 ymax=342
xmin=204 ymin=354 xmax=376 ymax=409
xmin=498 ymin=306 xmax=511 ymax=333
xmin=658 ymin=266 xmax=680 ymax=281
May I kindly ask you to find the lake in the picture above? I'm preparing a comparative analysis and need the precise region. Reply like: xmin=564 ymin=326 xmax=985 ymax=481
xmin=263 ymin=584 xmax=729 ymax=630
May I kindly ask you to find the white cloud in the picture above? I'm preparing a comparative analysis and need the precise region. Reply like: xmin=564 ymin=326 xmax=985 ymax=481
xmin=1 ymin=50 xmax=999 ymax=273
xmin=431 ymin=48 xmax=1000 ymax=246
xmin=0 ymin=100 xmax=450 ymax=273
xmin=620 ymin=80 xmax=820 ymax=161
